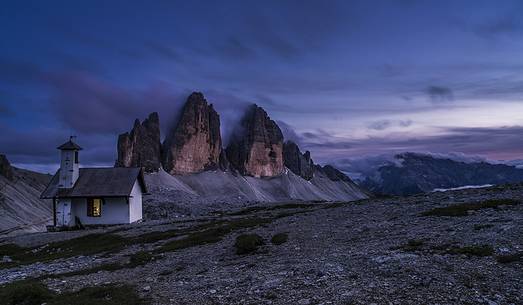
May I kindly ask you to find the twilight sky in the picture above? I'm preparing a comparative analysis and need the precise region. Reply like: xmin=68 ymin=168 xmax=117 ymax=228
xmin=1 ymin=0 xmax=523 ymax=173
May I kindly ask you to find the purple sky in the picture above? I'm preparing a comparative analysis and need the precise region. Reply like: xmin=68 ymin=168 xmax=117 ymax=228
xmin=1 ymin=0 xmax=523 ymax=173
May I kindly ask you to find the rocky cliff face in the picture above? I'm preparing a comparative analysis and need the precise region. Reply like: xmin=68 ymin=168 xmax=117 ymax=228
xmin=0 ymin=154 xmax=14 ymax=181
xmin=116 ymin=112 xmax=162 ymax=172
xmin=226 ymin=105 xmax=284 ymax=177
xmin=162 ymin=92 xmax=222 ymax=175
xmin=283 ymin=141 xmax=314 ymax=180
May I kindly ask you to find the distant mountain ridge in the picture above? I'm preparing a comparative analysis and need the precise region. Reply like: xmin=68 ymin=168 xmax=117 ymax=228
xmin=360 ymin=152 xmax=523 ymax=196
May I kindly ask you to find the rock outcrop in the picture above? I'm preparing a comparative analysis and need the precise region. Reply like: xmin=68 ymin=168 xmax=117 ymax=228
xmin=116 ymin=112 xmax=162 ymax=172
xmin=218 ymin=149 xmax=230 ymax=171
xmin=283 ymin=141 xmax=314 ymax=180
xmin=315 ymin=164 xmax=352 ymax=182
xmin=162 ymin=92 xmax=222 ymax=175
xmin=226 ymin=105 xmax=284 ymax=177
xmin=0 ymin=154 xmax=14 ymax=181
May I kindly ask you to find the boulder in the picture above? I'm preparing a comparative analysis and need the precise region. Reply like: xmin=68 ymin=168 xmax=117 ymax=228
xmin=162 ymin=92 xmax=222 ymax=175
xmin=226 ymin=105 xmax=284 ymax=177
xmin=116 ymin=112 xmax=162 ymax=172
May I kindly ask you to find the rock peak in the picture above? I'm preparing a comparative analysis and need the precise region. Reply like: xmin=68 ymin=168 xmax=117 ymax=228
xmin=226 ymin=105 xmax=284 ymax=177
xmin=0 ymin=154 xmax=14 ymax=181
xmin=283 ymin=140 xmax=314 ymax=180
xmin=116 ymin=112 xmax=162 ymax=172
xmin=162 ymin=92 xmax=222 ymax=175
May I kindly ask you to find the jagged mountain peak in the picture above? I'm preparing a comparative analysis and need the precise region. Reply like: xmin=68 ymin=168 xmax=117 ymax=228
xmin=226 ymin=104 xmax=284 ymax=177
xmin=162 ymin=92 xmax=222 ymax=175
xmin=0 ymin=154 xmax=14 ymax=181
xmin=116 ymin=112 xmax=162 ymax=172
xmin=114 ymin=92 xmax=359 ymax=186
xmin=283 ymin=140 xmax=314 ymax=180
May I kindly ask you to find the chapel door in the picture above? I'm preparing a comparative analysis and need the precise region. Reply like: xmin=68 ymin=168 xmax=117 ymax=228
xmin=56 ymin=200 xmax=72 ymax=226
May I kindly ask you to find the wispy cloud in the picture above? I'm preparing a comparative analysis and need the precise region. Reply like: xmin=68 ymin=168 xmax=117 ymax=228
xmin=424 ymin=86 xmax=454 ymax=103
xmin=368 ymin=119 xmax=413 ymax=130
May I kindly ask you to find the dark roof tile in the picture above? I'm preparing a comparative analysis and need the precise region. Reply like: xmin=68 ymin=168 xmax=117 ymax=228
xmin=57 ymin=140 xmax=83 ymax=150
xmin=41 ymin=167 xmax=147 ymax=199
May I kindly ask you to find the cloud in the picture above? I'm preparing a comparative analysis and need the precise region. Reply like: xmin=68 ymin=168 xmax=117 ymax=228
xmin=0 ymin=103 xmax=9 ymax=116
xmin=368 ymin=119 xmax=413 ymax=130
xmin=57 ymin=27 xmax=145 ymax=59
xmin=277 ymin=120 xmax=303 ymax=146
xmin=43 ymin=72 xmax=187 ymax=135
xmin=474 ymin=14 xmax=523 ymax=38
xmin=0 ymin=59 xmax=43 ymax=84
xmin=330 ymin=150 xmax=504 ymax=182
xmin=296 ymin=125 xmax=523 ymax=164
xmin=425 ymin=86 xmax=454 ymax=103
xmin=0 ymin=124 xmax=116 ymax=171
xmin=143 ymin=41 xmax=184 ymax=62
xmin=218 ymin=37 xmax=257 ymax=60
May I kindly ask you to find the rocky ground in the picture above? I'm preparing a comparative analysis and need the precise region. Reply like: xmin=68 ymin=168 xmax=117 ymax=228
xmin=1 ymin=184 xmax=522 ymax=304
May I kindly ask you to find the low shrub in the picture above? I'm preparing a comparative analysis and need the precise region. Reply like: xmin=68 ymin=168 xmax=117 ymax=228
xmin=270 ymin=233 xmax=288 ymax=245
xmin=0 ymin=280 xmax=53 ymax=305
xmin=234 ymin=234 xmax=264 ymax=255
xmin=158 ymin=218 xmax=269 ymax=253
xmin=473 ymin=224 xmax=494 ymax=230
xmin=495 ymin=253 xmax=522 ymax=264
xmin=128 ymin=251 xmax=154 ymax=268
xmin=447 ymin=245 xmax=494 ymax=257
xmin=400 ymin=239 xmax=424 ymax=252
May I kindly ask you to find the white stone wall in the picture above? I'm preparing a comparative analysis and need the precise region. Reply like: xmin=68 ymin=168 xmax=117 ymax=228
xmin=58 ymin=150 xmax=79 ymax=188
xmin=129 ymin=180 xmax=143 ymax=223
xmin=72 ymin=197 xmax=130 ymax=225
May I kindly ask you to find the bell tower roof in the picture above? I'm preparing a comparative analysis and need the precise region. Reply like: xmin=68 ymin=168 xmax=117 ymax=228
xmin=57 ymin=137 xmax=83 ymax=150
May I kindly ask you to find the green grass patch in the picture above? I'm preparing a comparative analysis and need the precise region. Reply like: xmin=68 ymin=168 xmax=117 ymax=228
xmin=49 ymin=251 xmax=156 ymax=278
xmin=270 ymin=233 xmax=288 ymax=245
xmin=157 ymin=218 xmax=269 ymax=253
xmin=0 ymin=234 xmax=129 ymax=269
xmin=495 ymin=253 xmax=522 ymax=264
xmin=0 ymin=234 xmax=128 ymax=269
xmin=50 ymin=263 xmax=125 ymax=278
xmin=128 ymin=251 xmax=155 ymax=268
xmin=0 ymin=280 xmax=53 ymax=305
xmin=2 ymin=207 xmax=307 ymax=271
xmin=0 ymin=280 xmax=145 ymax=305
xmin=228 ymin=203 xmax=317 ymax=216
xmin=473 ymin=224 xmax=494 ymax=230
xmin=235 ymin=234 xmax=264 ymax=255
xmin=399 ymin=239 xmax=425 ymax=252
xmin=421 ymin=199 xmax=520 ymax=217
xmin=446 ymin=245 xmax=494 ymax=257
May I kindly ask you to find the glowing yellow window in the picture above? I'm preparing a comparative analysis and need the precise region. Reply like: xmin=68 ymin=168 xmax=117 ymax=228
xmin=87 ymin=198 xmax=102 ymax=217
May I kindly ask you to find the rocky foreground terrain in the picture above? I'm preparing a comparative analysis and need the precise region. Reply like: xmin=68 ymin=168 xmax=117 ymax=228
xmin=1 ymin=184 xmax=522 ymax=304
